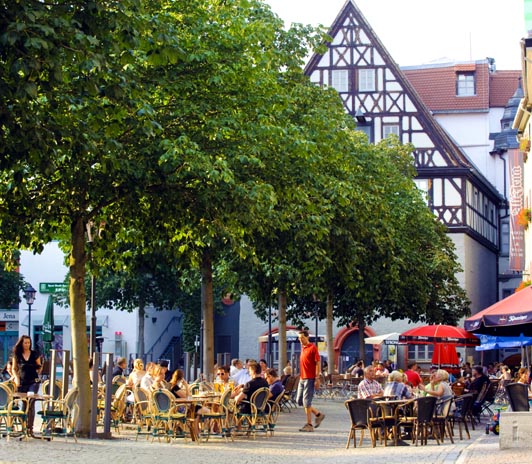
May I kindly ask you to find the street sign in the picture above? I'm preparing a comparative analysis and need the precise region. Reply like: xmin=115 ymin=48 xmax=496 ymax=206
xmin=39 ymin=282 xmax=68 ymax=294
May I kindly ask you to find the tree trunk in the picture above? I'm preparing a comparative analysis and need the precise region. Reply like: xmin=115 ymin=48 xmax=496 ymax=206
xmin=358 ymin=318 xmax=366 ymax=365
xmin=138 ymin=302 xmax=145 ymax=358
xmin=201 ymin=250 xmax=214 ymax=380
xmin=277 ymin=290 xmax=287 ymax=371
xmin=326 ymin=292 xmax=334 ymax=375
xmin=69 ymin=217 xmax=90 ymax=436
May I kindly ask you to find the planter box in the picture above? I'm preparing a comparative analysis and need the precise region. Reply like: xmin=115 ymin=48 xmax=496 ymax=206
xmin=500 ymin=411 xmax=532 ymax=449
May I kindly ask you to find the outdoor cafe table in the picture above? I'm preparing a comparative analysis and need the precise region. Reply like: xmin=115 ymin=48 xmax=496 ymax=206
xmin=174 ymin=392 xmax=222 ymax=441
xmin=13 ymin=391 xmax=52 ymax=439
xmin=373 ymin=398 xmax=412 ymax=446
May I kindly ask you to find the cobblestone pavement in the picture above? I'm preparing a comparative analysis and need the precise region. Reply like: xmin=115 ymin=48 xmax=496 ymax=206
xmin=0 ymin=398 xmax=529 ymax=464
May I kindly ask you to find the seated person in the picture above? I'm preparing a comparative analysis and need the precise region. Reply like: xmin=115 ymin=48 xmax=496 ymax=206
xmin=357 ymin=366 xmax=384 ymax=399
xmin=265 ymin=368 xmax=284 ymax=402
xmin=169 ymin=368 xmax=189 ymax=398
xmin=404 ymin=362 xmax=423 ymax=388
xmin=215 ymin=365 xmax=232 ymax=392
xmin=234 ymin=362 xmax=268 ymax=414
xmin=374 ymin=362 xmax=389 ymax=379
xmin=383 ymin=370 xmax=412 ymax=399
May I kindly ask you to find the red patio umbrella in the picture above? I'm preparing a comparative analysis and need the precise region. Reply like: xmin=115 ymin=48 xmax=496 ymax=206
xmin=399 ymin=324 xmax=480 ymax=346
xmin=400 ymin=325 xmax=478 ymax=376
xmin=432 ymin=343 xmax=460 ymax=375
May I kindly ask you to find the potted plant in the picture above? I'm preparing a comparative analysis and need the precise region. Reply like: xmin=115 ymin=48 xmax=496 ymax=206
xmin=517 ymin=208 xmax=531 ymax=228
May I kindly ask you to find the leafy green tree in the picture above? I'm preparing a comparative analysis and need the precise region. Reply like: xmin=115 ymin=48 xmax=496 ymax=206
xmin=0 ymin=257 xmax=25 ymax=308
xmin=0 ymin=0 xmax=194 ymax=434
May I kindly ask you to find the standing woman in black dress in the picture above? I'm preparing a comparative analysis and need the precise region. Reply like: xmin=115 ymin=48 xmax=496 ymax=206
xmin=12 ymin=335 xmax=42 ymax=393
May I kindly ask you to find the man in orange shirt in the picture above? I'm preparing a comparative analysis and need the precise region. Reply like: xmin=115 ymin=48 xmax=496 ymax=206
xmin=296 ymin=329 xmax=325 ymax=432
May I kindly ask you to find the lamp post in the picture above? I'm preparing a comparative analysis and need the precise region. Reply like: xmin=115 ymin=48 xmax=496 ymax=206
xmin=23 ymin=284 xmax=37 ymax=338
xmin=312 ymin=295 xmax=320 ymax=347
xmin=86 ymin=221 xmax=97 ymax=356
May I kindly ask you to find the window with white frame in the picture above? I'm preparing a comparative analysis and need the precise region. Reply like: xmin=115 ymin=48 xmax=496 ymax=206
xmin=414 ymin=179 xmax=429 ymax=205
xmin=456 ymin=72 xmax=475 ymax=96
xmin=358 ymin=68 xmax=376 ymax=92
xmin=408 ymin=344 xmax=433 ymax=362
xmin=331 ymin=70 xmax=349 ymax=92
xmin=383 ymin=124 xmax=399 ymax=139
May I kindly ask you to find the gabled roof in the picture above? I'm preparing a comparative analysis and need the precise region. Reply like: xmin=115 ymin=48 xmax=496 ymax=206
xmin=402 ymin=63 xmax=520 ymax=113
xmin=303 ymin=0 xmax=473 ymax=168
xmin=303 ymin=0 xmax=503 ymax=202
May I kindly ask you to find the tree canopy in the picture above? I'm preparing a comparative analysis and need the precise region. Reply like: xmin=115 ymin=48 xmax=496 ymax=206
xmin=0 ymin=0 xmax=471 ymax=434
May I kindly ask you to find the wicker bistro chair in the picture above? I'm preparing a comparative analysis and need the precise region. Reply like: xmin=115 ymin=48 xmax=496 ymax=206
xmin=505 ymin=382 xmax=530 ymax=412
xmin=234 ymin=387 xmax=270 ymax=439
xmin=344 ymin=398 xmax=380 ymax=448
xmin=133 ymin=387 xmax=154 ymax=439
xmin=0 ymin=383 xmax=29 ymax=440
xmin=42 ymin=380 xmax=63 ymax=401
xmin=150 ymin=389 xmax=188 ymax=443
xmin=197 ymin=388 xmax=235 ymax=442
xmin=39 ymin=387 xmax=80 ymax=442
xmin=266 ymin=388 xmax=285 ymax=436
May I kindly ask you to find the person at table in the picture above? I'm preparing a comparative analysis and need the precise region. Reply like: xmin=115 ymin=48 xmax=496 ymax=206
xmin=259 ymin=359 xmax=268 ymax=377
xmin=215 ymin=365 xmax=232 ymax=392
xmin=374 ymin=362 xmax=389 ymax=380
xmin=265 ymin=368 xmax=284 ymax=401
xmin=383 ymin=370 xmax=412 ymax=399
xmin=346 ymin=360 xmax=364 ymax=377
xmin=230 ymin=359 xmax=243 ymax=378
xmin=169 ymin=369 xmax=189 ymax=399
xmin=234 ymin=361 xmax=268 ymax=414
xmin=112 ymin=357 xmax=127 ymax=378
xmin=464 ymin=365 xmax=489 ymax=400
xmin=404 ymin=362 xmax=423 ymax=388
xmin=418 ymin=369 xmax=453 ymax=398
xmin=233 ymin=358 xmax=253 ymax=385
xmin=2 ymin=356 xmax=14 ymax=382
xmin=357 ymin=366 xmax=384 ymax=399
xmin=140 ymin=362 xmax=156 ymax=391
xmin=151 ymin=365 xmax=171 ymax=391
xmin=12 ymin=335 xmax=42 ymax=394
xmin=126 ymin=358 xmax=146 ymax=388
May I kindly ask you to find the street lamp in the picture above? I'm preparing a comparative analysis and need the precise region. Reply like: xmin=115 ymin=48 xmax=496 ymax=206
xmin=23 ymin=284 xmax=37 ymax=338
xmin=86 ymin=221 xmax=97 ymax=356
xmin=312 ymin=295 xmax=320 ymax=347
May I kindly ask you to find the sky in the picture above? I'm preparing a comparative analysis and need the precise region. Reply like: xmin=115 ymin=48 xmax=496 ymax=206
xmin=264 ymin=0 xmax=525 ymax=70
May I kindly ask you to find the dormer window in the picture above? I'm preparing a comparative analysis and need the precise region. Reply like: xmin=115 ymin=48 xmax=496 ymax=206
xmin=456 ymin=72 xmax=475 ymax=96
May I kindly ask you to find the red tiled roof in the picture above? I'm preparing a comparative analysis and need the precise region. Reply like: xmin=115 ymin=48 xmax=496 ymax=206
xmin=489 ymin=70 xmax=522 ymax=107
xmin=403 ymin=62 xmax=520 ymax=113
